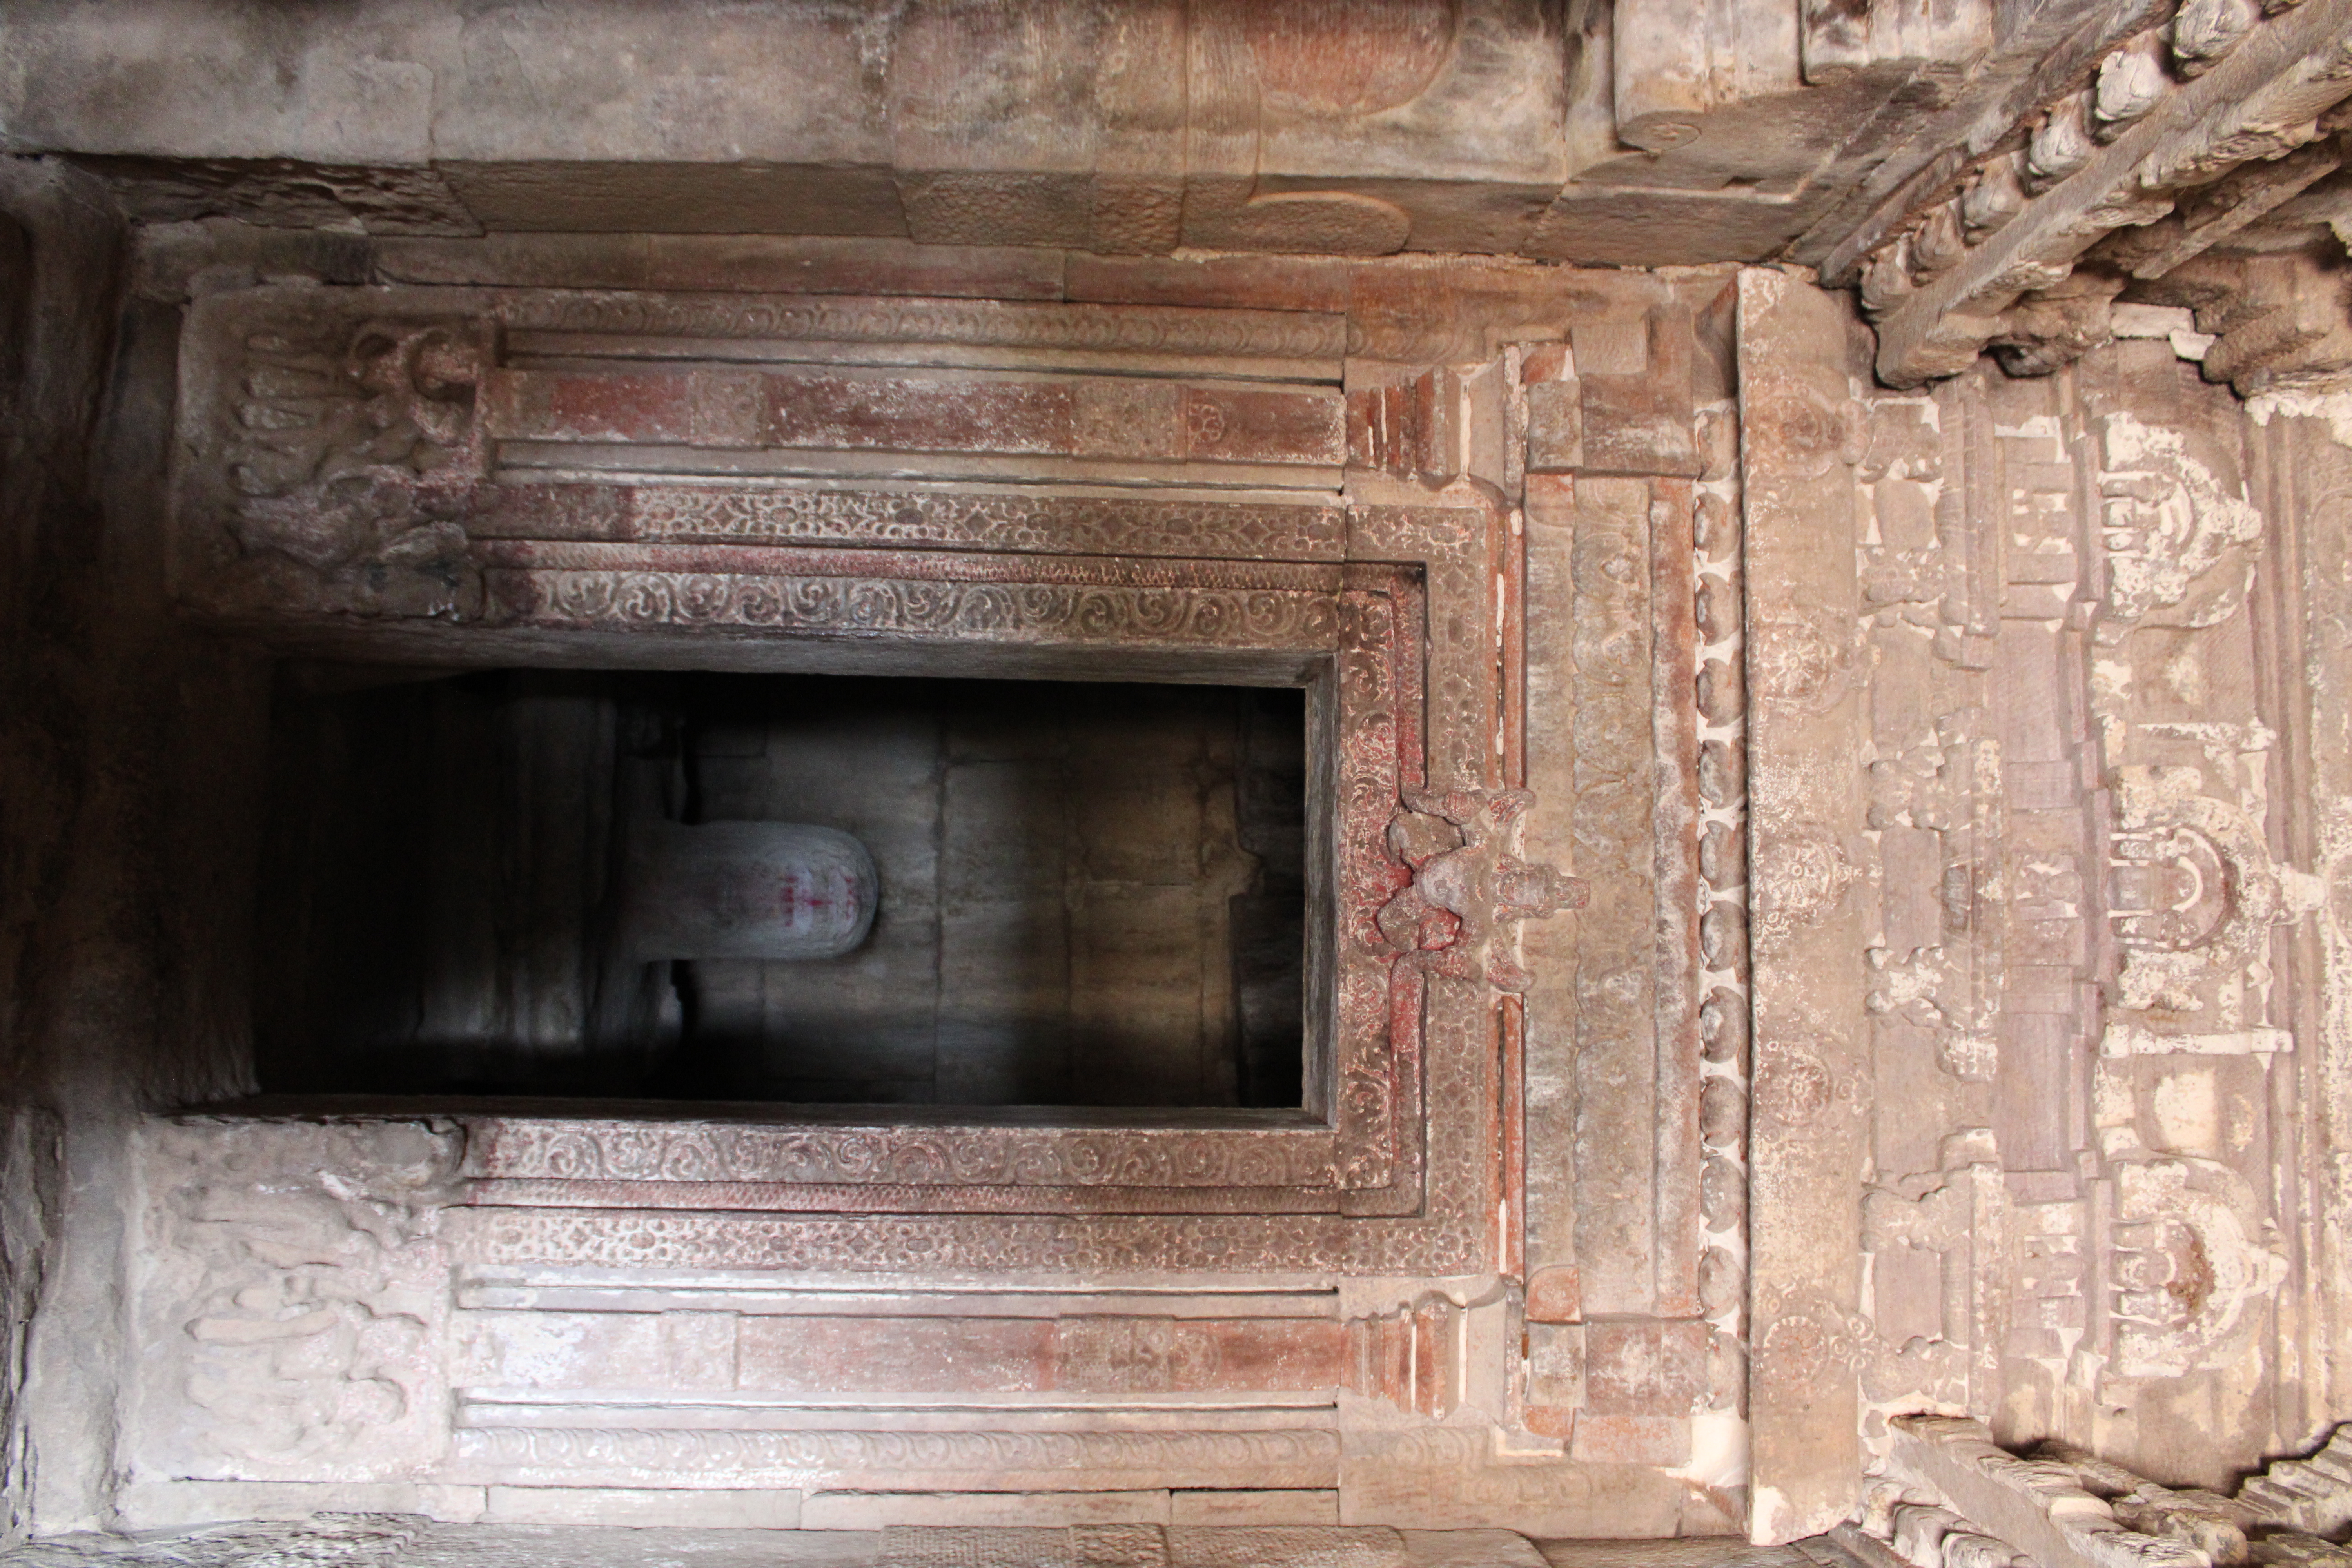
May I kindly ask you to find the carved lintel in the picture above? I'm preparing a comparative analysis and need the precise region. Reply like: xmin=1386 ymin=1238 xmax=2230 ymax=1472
xmin=174 ymin=284 xmax=1367 ymax=622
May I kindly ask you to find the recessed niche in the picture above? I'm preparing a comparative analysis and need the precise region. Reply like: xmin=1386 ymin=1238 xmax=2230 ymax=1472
xmin=253 ymin=666 xmax=1308 ymax=1108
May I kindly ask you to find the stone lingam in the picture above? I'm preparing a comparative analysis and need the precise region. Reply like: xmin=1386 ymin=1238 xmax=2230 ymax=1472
xmin=620 ymin=820 xmax=878 ymax=962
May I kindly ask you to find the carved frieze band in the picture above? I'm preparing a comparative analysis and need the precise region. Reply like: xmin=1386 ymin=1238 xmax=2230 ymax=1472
xmin=476 ymin=540 xmax=1348 ymax=649
xmin=465 ymin=1178 xmax=1349 ymax=1214
xmin=465 ymin=1118 xmax=1344 ymax=1191
xmin=449 ymin=1425 xmax=1345 ymax=1490
xmin=493 ymin=570 xmax=1344 ymax=648
xmin=1334 ymin=580 xmax=1418 ymax=1198
xmin=448 ymin=1197 xmax=1483 ymax=1277
xmin=1347 ymin=505 xmax=1491 ymax=796
xmin=474 ymin=484 xmax=1348 ymax=561
xmin=491 ymin=290 xmax=1349 ymax=368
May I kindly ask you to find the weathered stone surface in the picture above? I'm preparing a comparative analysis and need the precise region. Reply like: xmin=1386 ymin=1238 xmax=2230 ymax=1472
xmin=13 ymin=0 xmax=2335 ymax=293
xmin=1739 ymin=270 xmax=1873 ymax=1544
xmin=1171 ymin=1492 xmax=1343 ymax=1527
xmin=1888 ymin=1417 xmax=2205 ymax=1568
xmin=2241 ymin=1427 xmax=2352 ymax=1536
xmin=16 ymin=4 xmax=2352 ymax=1544
xmin=0 ymin=1520 xmax=1598 ymax=1568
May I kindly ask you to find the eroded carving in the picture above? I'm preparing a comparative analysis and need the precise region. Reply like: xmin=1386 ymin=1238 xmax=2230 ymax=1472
xmin=1894 ymin=1416 xmax=2218 ymax=1568
xmin=2106 ymin=765 xmax=2323 ymax=1045
xmin=1376 ymin=789 xmax=1585 ymax=993
xmin=2108 ymin=1156 xmax=2289 ymax=1380
xmin=2095 ymin=412 xmax=2265 ymax=643
xmin=208 ymin=317 xmax=491 ymax=617
xmin=139 ymin=1121 xmax=462 ymax=1479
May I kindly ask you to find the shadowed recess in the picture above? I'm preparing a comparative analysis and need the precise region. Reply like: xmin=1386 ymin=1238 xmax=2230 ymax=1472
xmin=253 ymin=666 xmax=1307 ymax=1108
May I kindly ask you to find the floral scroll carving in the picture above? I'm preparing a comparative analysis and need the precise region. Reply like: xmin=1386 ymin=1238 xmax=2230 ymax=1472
xmin=469 ymin=1120 xmax=1341 ymax=1189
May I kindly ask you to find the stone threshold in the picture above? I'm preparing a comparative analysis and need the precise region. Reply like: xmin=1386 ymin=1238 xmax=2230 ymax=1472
xmin=0 ymin=1520 xmax=1809 ymax=1568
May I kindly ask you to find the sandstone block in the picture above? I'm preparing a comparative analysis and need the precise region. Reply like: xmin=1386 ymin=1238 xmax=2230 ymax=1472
xmin=482 ymin=1486 xmax=803 ymax=1528
xmin=1569 ymin=1415 xmax=1693 ymax=1468
xmin=813 ymin=1494 xmax=1174 ymax=1529
xmin=1582 ymin=1319 xmax=1709 ymax=1416
xmin=1170 ymin=1491 xmax=1343 ymax=1526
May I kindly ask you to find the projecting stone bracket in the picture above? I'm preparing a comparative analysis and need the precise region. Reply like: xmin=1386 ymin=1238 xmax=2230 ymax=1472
xmin=1880 ymin=1416 xmax=2255 ymax=1568
xmin=1829 ymin=1417 xmax=2352 ymax=1568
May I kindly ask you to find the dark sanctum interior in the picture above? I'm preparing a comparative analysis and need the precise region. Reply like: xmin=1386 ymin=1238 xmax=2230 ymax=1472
xmin=253 ymin=667 xmax=1308 ymax=1108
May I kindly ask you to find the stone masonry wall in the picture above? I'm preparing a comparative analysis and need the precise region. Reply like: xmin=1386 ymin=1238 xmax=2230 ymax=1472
xmin=4 ymin=172 xmax=2348 ymax=1543
xmin=0 ymin=160 xmax=275 ymax=1538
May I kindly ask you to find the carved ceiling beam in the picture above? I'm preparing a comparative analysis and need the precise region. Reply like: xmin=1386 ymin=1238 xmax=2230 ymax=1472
xmin=2138 ymin=248 xmax=2352 ymax=391
xmin=2099 ymin=134 xmax=2345 ymax=277
xmin=1808 ymin=0 xmax=2171 ymax=281
xmin=1865 ymin=0 xmax=2352 ymax=387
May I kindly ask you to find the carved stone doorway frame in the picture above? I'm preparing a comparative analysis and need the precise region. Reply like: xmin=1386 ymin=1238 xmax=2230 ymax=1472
xmin=133 ymin=267 xmax=1747 ymax=1536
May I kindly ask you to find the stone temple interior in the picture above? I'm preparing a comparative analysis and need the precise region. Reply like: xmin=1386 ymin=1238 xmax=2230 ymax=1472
xmin=9 ymin=3 xmax=2352 ymax=1568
